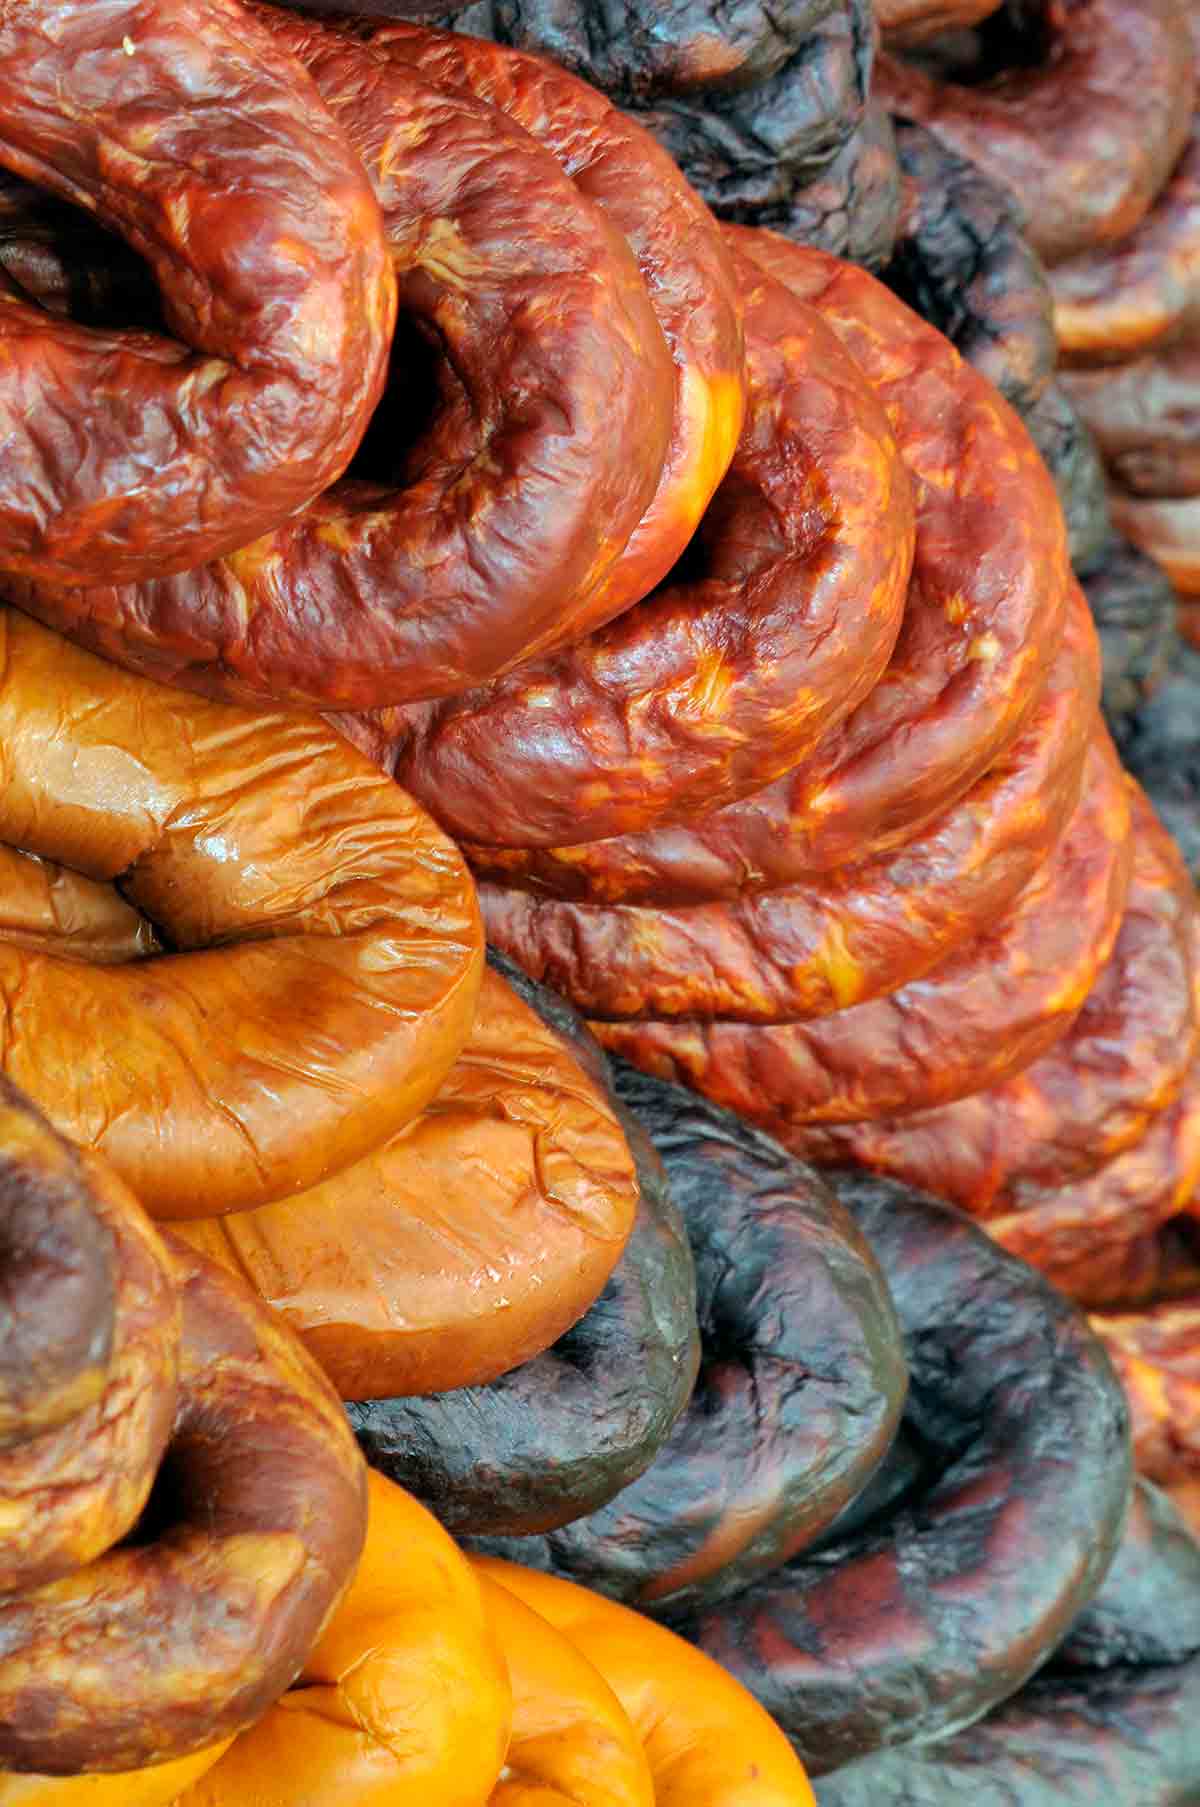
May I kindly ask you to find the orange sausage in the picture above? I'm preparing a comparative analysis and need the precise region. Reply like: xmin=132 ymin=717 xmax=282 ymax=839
xmin=473 ymin=1560 xmax=816 ymax=1806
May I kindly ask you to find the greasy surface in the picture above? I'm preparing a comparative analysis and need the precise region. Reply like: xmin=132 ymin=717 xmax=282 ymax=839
xmin=1023 ymin=385 xmax=1111 ymax=574
xmin=0 ymin=1745 xmax=233 ymax=1807
xmin=791 ymin=788 xmax=1197 ymax=1210
xmin=332 ymin=21 xmax=747 ymax=651
xmin=724 ymin=103 xmax=902 ymax=273
xmin=1084 ymin=536 xmax=1177 ymax=728
xmin=356 ymin=239 xmax=914 ymax=847
xmin=349 ymin=1082 xmax=699 ymax=1536
xmin=474 ymin=1559 xmax=818 ymax=1806
xmin=814 ymin=1656 xmax=1200 ymax=1804
xmin=479 ymin=1572 xmax=655 ymax=1807
xmin=469 ymin=236 xmax=1070 ymax=885
xmin=1056 ymin=1479 xmax=1200 ymax=1669
xmin=479 ymin=589 xmax=1096 ymax=1019
xmin=0 ymin=847 xmax=157 ymax=965
xmin=1092 ymin=1295 xmax=1200 ymax=1491
xmin=875 ymin=0 xmax=1196 ymax=265
xmin=668 ymin=1174 xmax=1133 ymax=1773
xmin=883 ymin=119 xmax=1056 ymax=419
xmin=469 ymin=1064 xmax=906 ymax=1614
xmin=175 ymin=966 xmax=640 ymax=1400
xmin=1110 ymin=492 xmax=1200 ymax=594
xmin=1064 ymin=342 xmax=1200 ymax=497
xmin=597 ymin=735 xmax=1132 ymax=1127
xmin=15 ymin=12 xmax=675 ymax=710
xmin=0 ymin=0 xmax=394 ymax=584
xmin=0 ymin=1240 xmax=368 ymax=1773
xmin=176 ymin=1472 xmax=512 ymax=1807
xmin=628 ymin=0 xmax=872 ymax=210
xmin=0 ymin=607 xmax=482 ymax=1218
xmin=0 ymin=1082 xmax=177 ymax=1597
xmin=1052 ymin=113 xmax=1200 ymax=364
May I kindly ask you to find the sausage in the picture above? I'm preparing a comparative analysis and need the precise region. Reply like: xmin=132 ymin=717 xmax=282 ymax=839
xmin=883 ymin=118 xmax=1057 ymax=419
xmin=1090 ymin=1294 xmax=1200 ymax=1495
xmin=174 ymin=965 xmax=641 ymax=1400
xmin=1083 ymin=535 xmax=1178 ymax=728
xmin=665 ymin=1172 xmax=1132 ymax=1774
xmin=1116 ymin=635 xmax=1200 ymax=884
xmin=1057 ymin=1478 xmax=1200 ymax=1670
xmin=878 ymin=0 xmax=1002 ymax=45
xmin=170 ymin=1473 xmax=513 ymax=1807
xmin=1023 ymin=385 xmax=1113 ymax=575
xmin=352 ymin=236 xmax=915 ymax=847
xmin=0 ymin=1084 xmax=368 ymax=1774
xmin=11 ymin=12 xmax=678 ymax=710
xmin=468 ymin=1061 xmax=907 ymax=1615
xmin=0 ymin=0 xmax=395 ymax=586
xmin=596 ymin=735 xmax=1132 ymax=1128
xmin=1063 ymin=342 xmax=1200 ymax=498
xmin=875 ymin=0 xmax=1196 ymax=265
xmin=1110 ymin=492 xmax=1200 ymax=594
xmin=321 ymin=21 xmax=748 ymax=652
xmin=722 ymin=103 xmax=904 ymax=273
xmin=472 ymin=1558 xmax=818 ymax=1806
xmin=466 ymin=236 xmax=1070 ymax=881
xmin=477 ymin=586 xmax=1097 ymax=1017
xmin=0 ymin=606 xmax=483 ymax=1218
xmin=790 ymin=790 xmax=1198 ymax=1210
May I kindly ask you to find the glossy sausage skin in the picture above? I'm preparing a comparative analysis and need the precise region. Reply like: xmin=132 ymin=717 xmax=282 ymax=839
xmin=1064 ymin=343 xmax=1200 ymax=498
xmin=0 ymin=606 xmax=483 ymax=1218
xmin=478 ymin=587 xmax=1096 ymax=1017
xmin=13 ymin=13 xmax=677 ymax=709
xmin=0 ymin=0 xmax=396 ymax=584
xmin=362 ymin=239 xmax=913 ymax=847
xmin=875 ymin=0 xmax=1196 ymax=265
xmin=668 ymin=1173 xmax=1132 ymax=1774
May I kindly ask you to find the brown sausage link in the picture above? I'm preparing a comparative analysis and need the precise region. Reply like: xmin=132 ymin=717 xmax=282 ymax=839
xmin=469 ymin=235 xmax=1070 ymax=886
xmin=1110 ymin=492 xmax=1200 ymax=596
xmin=0 ymin=607 xmax=483 ymax=1219
xmin=0 ymin=846 xmax=157 ymax=965
xmin=1063 ymin=343 xmax=1200 ymax=498
xmin=478 ymin=584 xmax=1096 ymax=1019
xmin=0 ymin=0 xmax=395 ymax=586
xmin=0 ymin=1234 xmax=368 ymax=1774
xmin=0 ymin=1080 xmax=178 ymax=1599
xmin=595 ymin=734 xmax=1132 ymax=1126
xmin=329 ymin=21 xmax=748 ymax=650
xmin=347 ymin=239 xmax=913 ymax=846
xmin=790 ymin=794 xmax=1199 ymax=1208
xmin=875 ymin=0 xmax=1196 ymax=265
xmin=11 ymin=13 xmax=676 ymax=710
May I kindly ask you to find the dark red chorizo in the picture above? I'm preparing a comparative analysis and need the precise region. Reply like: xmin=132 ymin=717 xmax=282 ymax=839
xmin=883 ymin=118 xmax=1057 ymax=419
xmin=0 ymin=1082 xmax=368 ymax=1775
xmin=10 ymin=13 xmax=678 ymax=710
xmin=467 ymin=1061 xmax=907 ymax=1615
xmin=666 ymin=1172 xmax=1132 ymax=1774
xmin=790 ymin=789 xmax=1198 ymax=1208
xmin=0 ymin=0 xmax=396 ymax=587
xmin=875 ymin=0 xmax=1196 ymax=265
xmin=466 ymin=236 xmax=1070 ymax=876
xmin=596 ymin=734 xmax=1132 ymax=1127
xmin=322 ymin=21 xmax=748 ymax=653
xmin=348 ymin=238 xmax=914 ymax=847
xmin=1063 ymin=343 xmax=1200 ymax=498
xmin=1091 ymin=1292 xmax=1200 ymax=1496
xmin=478 ymin=584 xmax=1096 ymax=1019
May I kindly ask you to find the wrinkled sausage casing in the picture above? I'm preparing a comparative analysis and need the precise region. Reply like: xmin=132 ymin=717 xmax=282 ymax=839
xmin=11 ymin=13 xmax=680 ymax=709
xmin=597 ymin=735 xmax=1133 ymax=1128
xmin=0 ymin=0 xmax=396 ymax=585
xmin=468 ymin=1061 xmax=907 ymax=1615
xmin=479 ymin=585 xmax=1097 ymax=1019
xmin=362 ymin=236 xmax=914 ymax=848
xmin=0 ymin=606 xmax=482 ymax=1218
xmin=175 ymin=966 xmax=641 ymax=1400
xmin=666 ymin=1172 xmax=1132 ymax=1775
xmin=468 ymin=237 xmax=1070 ymax=886
xmin=876 ymin=0 xmax=1196 ymax=265
xmin=1064 ymin=343 xmax=1200 ymax=498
